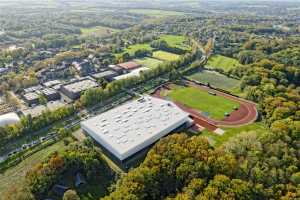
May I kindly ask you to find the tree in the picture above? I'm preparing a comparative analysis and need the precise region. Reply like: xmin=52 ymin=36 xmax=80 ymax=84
xmin=38 ymin=94 xmax=47 ymax=105
xmin=63 ymin=190 xmax=80 ymax=200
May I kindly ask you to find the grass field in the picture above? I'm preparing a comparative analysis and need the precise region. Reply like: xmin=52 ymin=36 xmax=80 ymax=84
xmin=153 ymin=50 xmax=180 ymax=61
xmin=118 ymin=43 xmax=153 ymax=56
xmin=80 ymin=26 xmax=119 ymax=37
xmin=0 ymin=140 xmax=69 ymax=194
xmin=200 ymin=122 xmax=269 ymax=147
xmin=160 ymin=35 xmax=190 ymax=51
xmin=128 ymin=9 xmax=186 ymax=17
xmin=206 ymin=55 xmax=242 ymax=71
xmin=188 ymin=70 xmax=241 ymax=94
xmin=166 ymin=86 xmax=239 ymax=120
xmin=134 ymin=57 xmax=163 ymax=68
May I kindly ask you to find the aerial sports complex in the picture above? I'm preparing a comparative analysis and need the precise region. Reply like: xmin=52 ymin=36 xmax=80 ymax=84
xmin=81 ymin=81 xmax=257 ymax=167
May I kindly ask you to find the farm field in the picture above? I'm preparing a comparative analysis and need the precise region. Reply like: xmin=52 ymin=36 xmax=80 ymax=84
xmin=200 ymin=122 xmax=269 ymax=147
xmin=206 ymin=55 xmax=242 ymax=71
xmin=134 ymin=57 xmax=163 ymax=68
xmin=165 ymin=85 xmax=239 ymax=120
xmin=159 ymin=34 xmax=191 ymax=50
xmin=153 ymin=50 xmax=180 ymax=61
xmin=0 ymin=139 xmax=69 ymax=194
xmin=128 ymin=9 xmax=186 ymax=17
xmin=80 ymin=26 xmax=119 ymax=37
xmin=188 ymin=70 xmax=241 ymax=93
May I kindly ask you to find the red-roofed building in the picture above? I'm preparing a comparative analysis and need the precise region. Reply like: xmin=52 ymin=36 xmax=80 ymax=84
xmin=117 ymin=61 xmax=141 ymax=71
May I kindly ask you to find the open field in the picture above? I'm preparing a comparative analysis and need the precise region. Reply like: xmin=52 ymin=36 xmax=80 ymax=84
xmin=128 ymin=9 xmax=186 ymax=17
xmin=80 ymin=26 xmax=119 ymax=37
xmin=120 ymin=43 xmax=153 ymax=56
xmin=165 ymin=85 xmax=239 ymax=120
xmin=206 ymin=55 xmax=242 ymax=71
xmin=153 ymin=50 xmax=180 ymax=61
xmin=200 ymin=122 xmax=269 ymax=147
xmin=0 ymin=139 xmax=69 ymax=194
xmin=134 ymin=57 xmax=163 ymax=68
xmin=188 ymin=70 xmax=241 ymax=93
xmin=160 ymin=34 xmax=190 ymax=50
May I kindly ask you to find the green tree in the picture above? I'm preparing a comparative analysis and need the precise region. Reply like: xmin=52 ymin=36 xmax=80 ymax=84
xmin=63 ymin=190 xmax=80 ymax=200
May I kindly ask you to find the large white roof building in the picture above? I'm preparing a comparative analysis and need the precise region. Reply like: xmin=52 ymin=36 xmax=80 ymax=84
xmin=81 ymin=96 xmax=191 ymax=161
xmin=0 ymin=112 xmax=20 ymax=127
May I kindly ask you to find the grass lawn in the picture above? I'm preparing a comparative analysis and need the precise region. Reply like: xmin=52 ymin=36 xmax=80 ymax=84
xmin=128 ymin=9 xmax=186 ymax=17
xmin=159 ymin=34 xmax=191 ymax=51
xmin=117 ymin=43 xmax=153 ymax=57
xmin=80 ymin=26 xmax=119 ymax=37
xmin=0 ymin=139 xmax=69 ymax=194
xmin=206 ymin=55 xmax=242 ymax=71
xmin=188 ymin=70 xmax=241 ymax=94
xmin=200 ymin=122 xmax=269 ymax=147
xmin=134 ymin=57 xmax=163 ymax=68
xmin=153 ymin=50 xmax=180 ymax=61
xmin=166 ymin=86 xmax=239 ymax=120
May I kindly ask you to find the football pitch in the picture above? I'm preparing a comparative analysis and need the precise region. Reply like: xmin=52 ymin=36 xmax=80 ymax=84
xmin=165 ymin=86 xmax=239 ymax=120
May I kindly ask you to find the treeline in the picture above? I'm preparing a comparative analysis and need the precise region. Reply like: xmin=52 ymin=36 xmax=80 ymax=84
xmin=228 ymin=58 xmax=300 ymax=128
xmin=80 ymin=49 xmax=200 ymax=107
xmin=103 ymin=127 xmax=300 ymax=200
xmin=0 ymin=105 xmax=76 ymax=147
xmin=4 ymin=143 xmax=114 ymax=200
xmin=150 ymin=39 xmax=186 ymax=54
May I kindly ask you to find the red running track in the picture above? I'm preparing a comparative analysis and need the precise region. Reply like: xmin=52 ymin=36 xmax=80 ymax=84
xmin=152 ymin=82 xmax=258 ymax=129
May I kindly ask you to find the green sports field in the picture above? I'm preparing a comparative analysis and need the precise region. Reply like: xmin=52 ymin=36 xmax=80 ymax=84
xmin=166 ymin=86 xmax=239 ymax=120
xmin=188 ymin=70 xmax=241 ymax=94
xmin=134 ymin=57 xmax=163 ymax=68
xmin=159 ymin=35 xmax=191 ymax=51
xmin=118 ymin=43 xmax=153 ymax=56
xmin=153 ymin=50 xmax=180 ymax=61
xmin=206 ymin=55 xmax=242 ymax=71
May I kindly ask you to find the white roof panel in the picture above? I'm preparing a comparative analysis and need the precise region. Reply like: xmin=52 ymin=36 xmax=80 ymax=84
xmin=0 ymin=112 xmax=20 ymax=127
xmin=81 ymin=96 xmax=190 ymax=160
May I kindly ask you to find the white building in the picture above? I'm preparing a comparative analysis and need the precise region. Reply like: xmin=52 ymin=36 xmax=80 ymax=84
xmin=113 ymin=67 xmax=150 ymax=81
xmin=81 ymin=96 xmax=191 ymax=161
xmin=0 ymin=112 xmax=20 ymax=127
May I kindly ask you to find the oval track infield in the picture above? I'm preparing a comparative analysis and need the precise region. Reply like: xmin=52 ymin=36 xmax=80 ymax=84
xmin=152 ymin=82 xmax=258 ymax=129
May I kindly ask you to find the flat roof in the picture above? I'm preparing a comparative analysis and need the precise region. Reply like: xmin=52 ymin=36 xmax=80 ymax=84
xmin=24 ymin=85 xmax=43 ymax=93
xmin=0 ymin=112 xmax=20 ymax=127
xmin=81 ymin=96 xmax=190 ymax=160
xmin=114 ymin=67 xmax=149 ymax=80
xmin=91 ymin=70 xmax=117 ymax=79
xmin=23 ymin=92 xmax=39 ymax=101
xmin=117 ymin=61 xmax=141 ymax=70
xmin=63 ymin=79 xmax=98 ymax=93
xmin=42 ymin=88 xmax=58 ymax=95
xmin=43 ymin=80 xmax=61 ymax=87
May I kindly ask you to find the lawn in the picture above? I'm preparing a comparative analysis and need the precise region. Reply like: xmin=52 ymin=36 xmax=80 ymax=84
xmin=200 ymin=122 xmax=269 ymax=147
xmin=80 ymin=26 xmax=119 ymax=37
xmin=153 ymin=50 xmax=180 ymax=61
xmin=118 ymin=43 xmax=153 ymax=56
xmin=166 ymin=86 xmax=239 ymax=120
xmin=134 ymin=57 xmax=163 ymax=68
xmin=128 ymin=9 xmax=186 ymax=17
xmin=206 ymin=55 xmax=242 ymax=71
xmin=159 ymin=34 xmax=191 ymax=51
xmin=188 ymin=70 xmax=241 ymax=94
xmin=0 ymin=139 xmax=69 ymax=194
